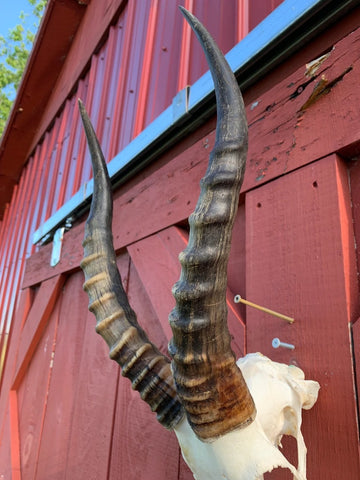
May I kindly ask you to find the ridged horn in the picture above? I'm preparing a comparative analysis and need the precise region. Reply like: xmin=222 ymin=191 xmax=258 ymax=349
xmin=78 ymin=99 xmax=184 ymax=429
xmin=168 ymin=7 xmax=256 ymax=441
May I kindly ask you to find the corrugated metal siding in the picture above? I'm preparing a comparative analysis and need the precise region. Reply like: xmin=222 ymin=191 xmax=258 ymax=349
xmin=0 ymin=0 xmax=283 ymax=379
xmin=0 ymin=156 xmax=41 ymax=375
xmin=249 ymin=0 xmax=284 ymax=30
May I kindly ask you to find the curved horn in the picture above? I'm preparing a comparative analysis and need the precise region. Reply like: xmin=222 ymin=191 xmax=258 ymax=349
xmin=168 ymin=8 xmax=256 ymax=441
xmin=78 ymin=100 xmax=184 ymax=429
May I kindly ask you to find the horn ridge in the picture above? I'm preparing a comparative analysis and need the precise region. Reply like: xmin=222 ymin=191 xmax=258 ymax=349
xmin=168 ymin=9 xmax=256 ymax=441
xmin=78 ymin=100 xmax=184 ymax=429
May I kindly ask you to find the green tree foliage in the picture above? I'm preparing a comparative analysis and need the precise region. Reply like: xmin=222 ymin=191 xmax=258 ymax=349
xmin=0 ymin=0 xmax=47 ymax=136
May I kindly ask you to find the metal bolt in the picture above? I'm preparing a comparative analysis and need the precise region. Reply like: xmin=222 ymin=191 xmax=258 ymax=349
xmin=65 ymin=216 xmax=74 ymax=230
xmin=272 ymin=337 xmax=295 ymax=350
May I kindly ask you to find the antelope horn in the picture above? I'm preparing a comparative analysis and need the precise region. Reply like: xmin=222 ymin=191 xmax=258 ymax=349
xmin=78 ymin=99 xmax=184 ymax=429
xmin=168 ymin=7 xmax=256 ymax=441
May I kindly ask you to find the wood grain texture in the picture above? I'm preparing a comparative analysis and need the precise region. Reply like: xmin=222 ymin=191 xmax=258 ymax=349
xmin=17 ymin=300 xmax=59 ymax=480
xmin=227 ymin=203 xmax=246 ymax=308
xmin=243 ymin=24 xmax=360 ymax=191
xmin=0 ymin=288 xmax=32 ymax=445
xmin=109 ymin=373 xmax=180 ymax=480
xmin=13 ymin=275 xmax=65 ymax=389
xmin=349 ymin=160 xmax=360 ymax=322
xmin=64 ymin=310 xmax=118 ymax=479
xmin=0 ymin=410 xmax=13 ymax=479
xmin=352 ymin=319 xmax=360 ymax=447
xmin=246 ymin=155 xmax=360 ymax=478
xmin=35 ymin=271 xmax=88 ymax=479
xmin=127 ymin=227 xmax=185 ymax=343
xmin=9 ymin=391 xmax=21 ymax=480
xmin=63 ymin=255 xmax=127 ymax=479
xmin=109 ymin=250 xmax=180 ymax=480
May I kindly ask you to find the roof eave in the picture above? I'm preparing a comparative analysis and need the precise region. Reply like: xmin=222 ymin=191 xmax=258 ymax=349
xmin=0 ymin=0 xmax=88 ymax=219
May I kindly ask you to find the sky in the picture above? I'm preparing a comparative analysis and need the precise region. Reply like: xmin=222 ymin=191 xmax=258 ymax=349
xmin=0 ymin=1 xmax=43 ymax=100
xmin=0 ymin=0 xmax=39 ymax=38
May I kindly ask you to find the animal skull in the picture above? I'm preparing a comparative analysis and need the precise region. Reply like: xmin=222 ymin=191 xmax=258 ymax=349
xmin=174 ymin=353 xmax=319 ymax=479
xmin=78 ymin=7 xmax=319 ymax=479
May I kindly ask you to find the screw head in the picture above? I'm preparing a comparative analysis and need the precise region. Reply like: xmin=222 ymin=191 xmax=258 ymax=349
xmin=272 ymin=338 xmax=281 ymax=348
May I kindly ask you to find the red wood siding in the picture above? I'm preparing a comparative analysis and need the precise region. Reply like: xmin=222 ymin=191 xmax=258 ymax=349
xmin=0 ymin=0 xmax=266 ymax=383
xmin=1 ymin=1 xmax=360 ymax=479
xmin=246 ymin=156 xmax=359 ymax=477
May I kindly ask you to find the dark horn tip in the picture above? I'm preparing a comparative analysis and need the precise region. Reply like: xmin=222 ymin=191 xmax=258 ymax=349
xmin=178 ymin=7 xmax=202 ymax=35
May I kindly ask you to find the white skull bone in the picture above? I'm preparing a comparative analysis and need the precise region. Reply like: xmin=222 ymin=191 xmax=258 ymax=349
xmin=174 ymin=353 xmax=320 ymax=480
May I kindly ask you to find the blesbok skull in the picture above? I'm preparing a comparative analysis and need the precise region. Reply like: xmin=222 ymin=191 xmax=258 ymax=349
xmin=78 ymin=7 xmax=319 ymax=480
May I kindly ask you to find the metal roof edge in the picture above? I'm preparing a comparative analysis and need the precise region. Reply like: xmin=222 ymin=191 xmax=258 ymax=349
xmin=33 ymin=0 xmax=359 ymax=245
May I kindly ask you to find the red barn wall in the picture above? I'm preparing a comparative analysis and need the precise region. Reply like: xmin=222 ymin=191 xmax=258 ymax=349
xmin=1 ymin=0 xmax=360 ymax=478
xmin=0 ymin=0 xmax=277 ymax=365
xmin=0 ymin=0 xmax=266 ymax=378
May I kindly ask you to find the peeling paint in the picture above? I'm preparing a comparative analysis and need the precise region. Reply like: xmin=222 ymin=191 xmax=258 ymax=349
xmin=300 ymin=66 xmax=353 ymax=111
xmin=305 ymin=51 xmax=332 ymax=77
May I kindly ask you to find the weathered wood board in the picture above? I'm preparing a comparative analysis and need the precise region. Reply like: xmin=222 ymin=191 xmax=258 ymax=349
xmin=246 ymin=155 xmax=360 ymax=478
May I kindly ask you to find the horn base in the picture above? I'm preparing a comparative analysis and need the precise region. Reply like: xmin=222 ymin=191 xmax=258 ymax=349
xmin=170 ymin=351 xmax=256 ymax=440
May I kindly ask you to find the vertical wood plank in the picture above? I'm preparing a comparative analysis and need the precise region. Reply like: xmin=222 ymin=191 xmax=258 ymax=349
xmin=64 ymin=311 xmax=119 ymax=479
xmin=64 ymin=259 xmax=122 ymax=479
xmin=349 ymin=160 xmax=360 ymax=324
xmin=17 ymin=301 xmax=59 ymax=480
xmin=227 ymin=202 xmax=247 ymax=342
xmin=352 ymin=319 xmax=360 ymax=451
xmin=109 ymin=251 xmax=180 ymax=480
xmin=0 ymin=410 xmax=13 ymax=479
xmin=227 ymin=203 xmax=246 ymax=300
xmin=127 ymin=259 xmax=171 ymax=356
xmin=246 ymin=155 xmax=360 ymax=478
xmin=109 ymin=374 xmax=181 ymax=480
xmin=0 ymin=288 xmax=32 ymax=440
xmin=127 ymin=227 xmax=184 ymax=342
xmin=9 ymin=391 xmax=21 ymax=480
xmin=13 ymin=275 xmax=65 ymax=389
xmin=35 ymin=271 xmax=88 ymax=479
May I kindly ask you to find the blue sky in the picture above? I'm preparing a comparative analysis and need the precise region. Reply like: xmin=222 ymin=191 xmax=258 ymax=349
xmin=0 ymin=0 xmax=39 ymax=38
xmin=0 ymin=1 xmax=42 ymax=100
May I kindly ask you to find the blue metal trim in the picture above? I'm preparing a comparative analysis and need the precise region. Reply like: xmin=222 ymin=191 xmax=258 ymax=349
xmin=33 ymin=0 xmax=358 ymax=245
